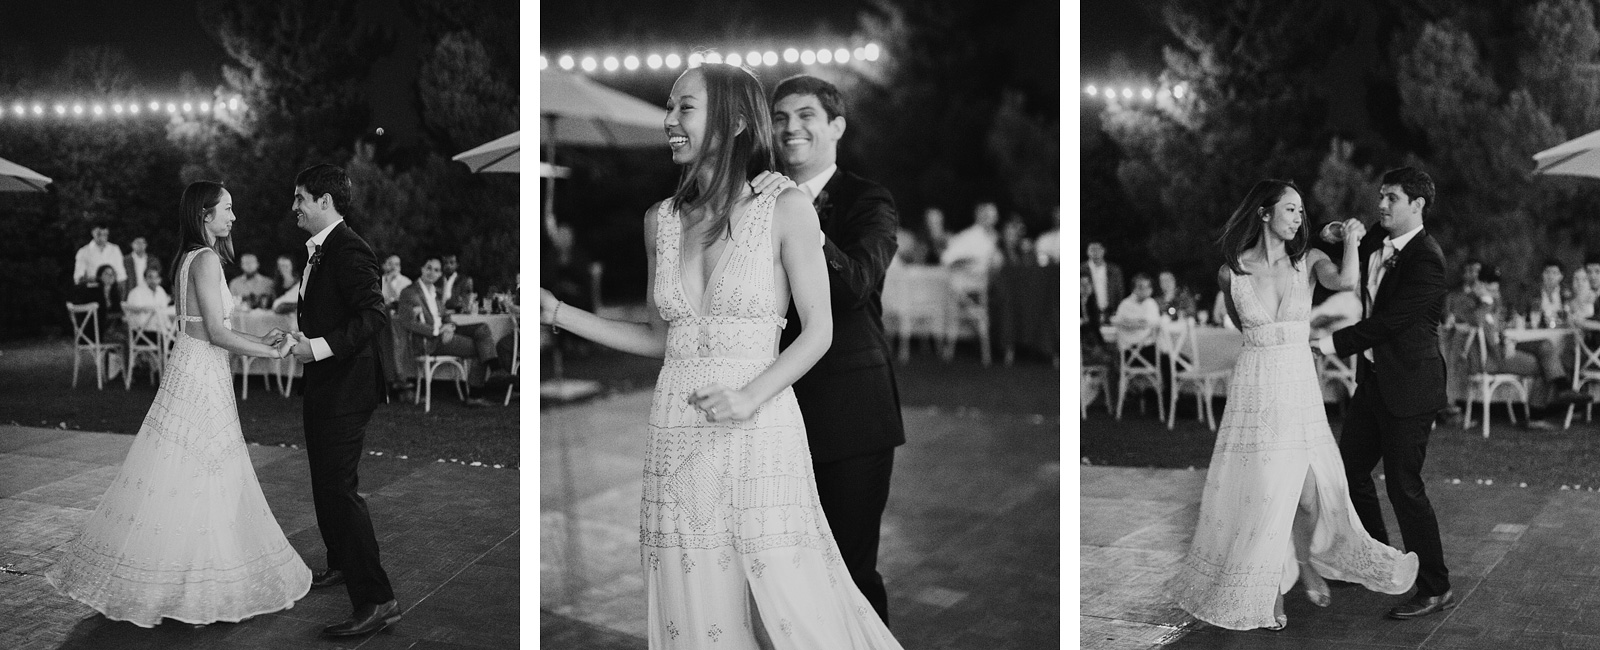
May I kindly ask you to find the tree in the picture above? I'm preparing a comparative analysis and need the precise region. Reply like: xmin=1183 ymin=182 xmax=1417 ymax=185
xmin=1390 ymin=0 xmax=1600 ymax=298
xmin=1100 ymin=0 xmax=1360 ymax=291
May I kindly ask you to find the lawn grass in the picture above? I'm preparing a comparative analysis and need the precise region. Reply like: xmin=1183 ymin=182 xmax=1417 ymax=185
xmin=0 ymin=337 xmax=521 ymax=468
xmin=1080 ymin=394 xmax=1600 ymax=489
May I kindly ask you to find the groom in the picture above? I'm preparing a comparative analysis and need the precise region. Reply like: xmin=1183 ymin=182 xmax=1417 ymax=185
xmin=286 ymin=164 xmax=401 ymax=636
xmin=772 ymin=74 xmax=905 ymax=623
xmin=1316 ymin=167 xmax=1452 ymax=619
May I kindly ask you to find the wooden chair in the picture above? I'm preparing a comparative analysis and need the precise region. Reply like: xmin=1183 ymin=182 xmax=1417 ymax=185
xmin=122 ymin=305 xmax=171 ymax=389
xmin=67 ymin=302 xmax=119 ymax=390
xmin=882 ymin=263 xmax=949 ymax=362
xmin=1114 ymin=324 xmax=1165 ymax=421
xmin=409 ymin=327 xmax=468 ymax=413
xmin=1080 ymin=364 xmax=1113 ymax=419
xmin=1461 ymin=326 xmax=1532 ymax=438
xmin=1565 ymin=329 xmax=1600 ymax=429
xmin=942 ymin=267 xmax=992 ymax=366
xmin=503 ymin=314 xmax=520 ymax=406
xmin=1164 ymin=320 xmax=1230 ymax=431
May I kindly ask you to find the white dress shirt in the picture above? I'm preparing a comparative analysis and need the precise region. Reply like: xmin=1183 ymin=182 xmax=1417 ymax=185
xmin=420 ymin=283 xmax=443 ymax=336
xmin=940 ymin=225 xmax=1000 ymax=269
xmin=797 ymin=164 xmax=837 ymax=200
xmin=302 ymin=219 xmax=343 ymax=361
xmin=1318 ymin=223 xmax=1424 ymax=358
xmin=383 ymin=273 xmax=413 ymax=305
xmin=74 ymin=241 xmax=126 ymax=284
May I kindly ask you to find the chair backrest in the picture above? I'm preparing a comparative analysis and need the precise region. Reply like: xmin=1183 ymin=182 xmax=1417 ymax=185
xmin=1462 ymin=326 xmax=1499 ymax=375
xmin=66 ymin=302 xmax=100 ymax=347
xmin=1575 ymin=329 xmax=1600 ymax=378
xmin=509 ymin=314 xmax=521 ymax=374
xmin=1118 ymin=330 xmax=1161 ymax=374
xmin=1162 ymin=321 xmax=1197 ymax=375
xmin=124 ymin=305 xmax=168 ymax=350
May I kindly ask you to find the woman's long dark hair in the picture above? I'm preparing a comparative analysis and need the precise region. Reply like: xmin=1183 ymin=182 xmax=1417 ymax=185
xmin=671 ymin=61 xmax=777 ymax=244
xmin=172 ymin=181 xmax=234 ymax=280
xmin=1218 ymin=179 xmax=1307 ymax=275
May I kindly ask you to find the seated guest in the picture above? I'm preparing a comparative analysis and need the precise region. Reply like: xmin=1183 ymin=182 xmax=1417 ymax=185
xmin=125 ymin=267 xmax=172 ymax=312
xmin=997 ymin=214 xmax=1033 ymax=267
xmin=271 ymin=254 xmax=300 ymax=313
xmin=1573 ymin=267 xmax=1596 ymax=320
xmin=228 ymin=253 xmax=277 ymax=309
xmin=1522 ymin=259 xmax=1571 ymax=326
xmin=439 ymin=254 xmax=475 ymax=312
xmin=70 ymin=264 xmax=128 ymax=379
xmin=1155 ymin=270 xmax=1198 ymax=321
xmin=1444 ymin=258 xmax=1483 ymax=328
xmin=940 ymin=201 xmax=1002 ymax=272
xmin=398 ymin=256 xmax=508 ymax=398
xmin=381 ymin=254 xmax=412 ymax=308
xmin=1112 ymin=273 xmax=1161 ymax=339
xmin=73 ymin=264 xmax=128 ymax=339
xmin=1471 ymin=265 xmax=1591 ymax=405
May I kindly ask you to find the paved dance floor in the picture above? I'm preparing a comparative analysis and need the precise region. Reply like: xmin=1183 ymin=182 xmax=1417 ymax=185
xmin=0 ymin=425 xmax=519 ymax=650
xmin=540 ymin=391 xmax=1062 ymax=649
xmin=1083 ymin=464 xmax=1600 ymax=649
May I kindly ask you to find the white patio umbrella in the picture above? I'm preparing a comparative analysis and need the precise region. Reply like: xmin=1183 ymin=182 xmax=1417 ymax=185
xmin=452 ymin=131 xmax=519 ymax=173
xmin=1533 ymin=128 xmax=1600 ymax=178
xmin=538 ymin=72 xmax=665 ymax=402
xmin=0 ymin=155 xmax=52 ymax=192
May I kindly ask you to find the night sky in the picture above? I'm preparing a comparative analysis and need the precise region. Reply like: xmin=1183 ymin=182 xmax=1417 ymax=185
xmin=0 ymin=0 xmax=230 ymax=88
xmin=0 ymin=0 xmax=433 ymax=146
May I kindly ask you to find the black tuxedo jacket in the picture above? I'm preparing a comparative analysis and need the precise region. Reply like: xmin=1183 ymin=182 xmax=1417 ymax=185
xmin=296 ymin=222 xmax=390 ymax=418
xmin=778 ymin=169 xmax=907 ymax=462
xmin=1330 ymin=224 xmax=1450 ymax=418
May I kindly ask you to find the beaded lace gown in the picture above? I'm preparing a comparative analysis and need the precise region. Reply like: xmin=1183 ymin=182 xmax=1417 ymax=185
xmin=48 ymin=249 xmax=311 ymax=628
xmin=1169 ymin=259 xmax=1418 ymax=630
xmin=643 ymin=195 xmax=903 ymax=649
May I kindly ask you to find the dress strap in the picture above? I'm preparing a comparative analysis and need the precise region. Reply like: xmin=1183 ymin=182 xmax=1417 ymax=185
xmin=176 ymin=249 xmax=204 ymax=322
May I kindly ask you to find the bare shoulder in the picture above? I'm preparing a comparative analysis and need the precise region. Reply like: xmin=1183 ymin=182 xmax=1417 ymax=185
xmin=771 ymin=187 xmax=817 ymax=231
xmin=1305 ymin=247 xmax=1331 ymax=264
xmin=1216 ymin=264 xmax=1233 ymax=288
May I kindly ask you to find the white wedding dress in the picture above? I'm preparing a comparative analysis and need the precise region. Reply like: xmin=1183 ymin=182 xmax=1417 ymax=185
xmin=642 ymin=194 xmax=903 ymax=649
xmin=48 ymin=249 xmax=310 ymax=627
xmin=1169 ymin=258 xmax=1418 ymax=630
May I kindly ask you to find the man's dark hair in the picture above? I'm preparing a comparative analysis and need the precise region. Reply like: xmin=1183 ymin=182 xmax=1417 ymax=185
xmin=1379 ymin=167 xmax=1435 ymax=217
xmin=772 ymin=75 xmax=846 ymax=121
xmin=295 ymin=164 xmax=353 ymax=216
xmin=1543 ymin=258 xmax=1565 ymax=273
xmin=1586 ymin=254 xmax=1600 ymax=267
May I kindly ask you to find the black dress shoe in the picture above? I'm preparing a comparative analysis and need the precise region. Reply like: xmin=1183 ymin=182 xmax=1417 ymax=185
xmin=310 ymin=568 xmax=346 ymax=589
xmin=1387 ymin=590 xmax=1455 ymax=620
xmin=323 ymin=600 xmax=402 ymax=637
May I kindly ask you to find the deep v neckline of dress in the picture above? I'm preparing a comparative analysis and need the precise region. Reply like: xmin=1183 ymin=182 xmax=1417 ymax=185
xmin=677 ymin=200 xmax=749 ymax=318
xmin=1244 ymin=262 xmax=1297 ymax=323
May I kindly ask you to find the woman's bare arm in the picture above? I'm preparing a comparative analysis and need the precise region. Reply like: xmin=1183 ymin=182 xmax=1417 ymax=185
xmin=191 ymin=249 xmax=287 ymax=358
xmin=540 ymin=202 xmax=672 ymax=359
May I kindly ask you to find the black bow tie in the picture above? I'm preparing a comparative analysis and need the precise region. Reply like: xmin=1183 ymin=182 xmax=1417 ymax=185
xmin=812 ymin=189 xmax=831 ymax=215
xmin=308 ymin=244 xmax=323 ymax=268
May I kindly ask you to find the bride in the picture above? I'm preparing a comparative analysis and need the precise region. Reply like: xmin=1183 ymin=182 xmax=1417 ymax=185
xmin=541 ymin=62 xmax=903 ymax=648
xmin=48 ymin=181 xmax=311 ymax=627
xmin=1169 ymin=179 xmax=1418 ymax=630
